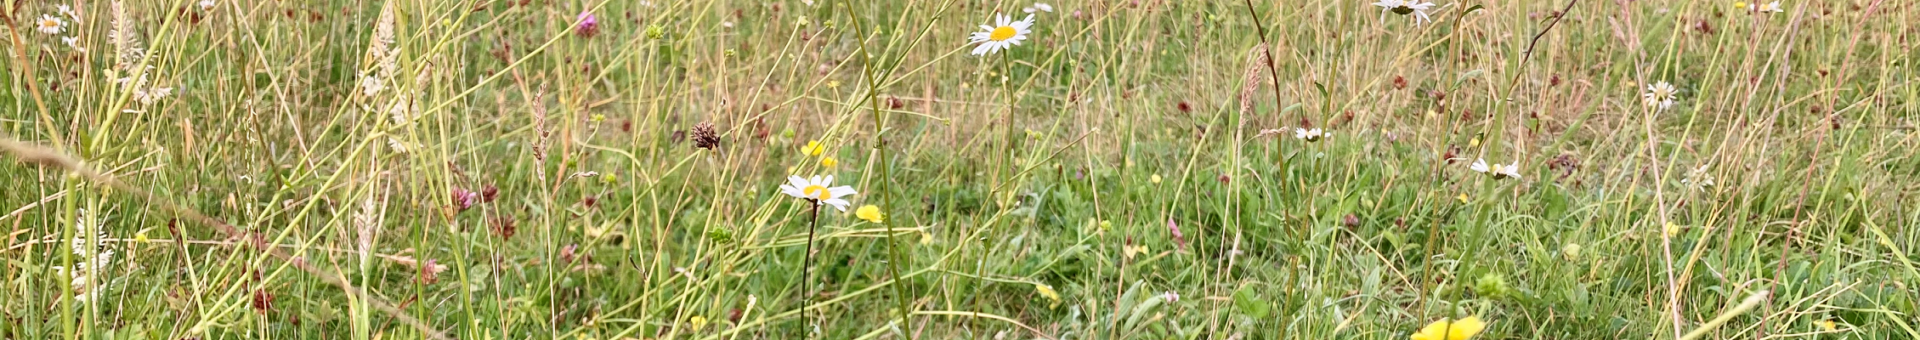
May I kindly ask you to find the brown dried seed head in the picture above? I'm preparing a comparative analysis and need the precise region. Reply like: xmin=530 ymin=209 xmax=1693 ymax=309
xmin=692 ymin=122 xmax=721 ymax=150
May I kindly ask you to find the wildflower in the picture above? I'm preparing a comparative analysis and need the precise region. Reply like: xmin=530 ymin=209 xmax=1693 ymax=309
xmin=576 ymin=11 xmax=599 ymax=37
xmin=1150 ymin=174 xmax=1162 ymax=184
xmin=52 ymin=209 xmax=115 ymax=302
xmin=1024 ymin=3 xmax=1054 ymax=13
xmin=1663 ymin=221 xmax=1683 ymax=237
xmin=1469 ymin=158 xmax=1522 ymax=180
xmin=779 ymin=175 xmax=856 ymax=211
xmin=57 ymin=5 xmax=74 ymax=17
xmin=62 ymin=36 xmax=85 ymax=52
xmin=1411 ymin=316 xmax=1487 ymax=340
xmin=1561 ymin=243 xmax=1582 ymax=260
xmin=199 ymin=0 xmax=216 ymax=11
xmin=1750 ymin=1 xmax=1784 ymax=13
xmin=968 ymin=13 xmax=1034 ymax=56
xmin=690 ymin=316 xmax=709 ymax=331
xmin=802 ymin=140 xmax=825 ymax=156
xmin=359 ymin=74 xmax=385 ymax=96
xmin=1816 ymin=319 xmax=1838 ymax=331
xmin=451 ymin=187 xmax=480 ymax=211
xmin=1033 ymin=283 xmax=1062 ymax=308
xmin=644 ymin=24 xmax=664 ymax=39
xmin=855 ymin=205 xmax=884 ymax=223
xmin=1456 ymin=193 xmax=1470 ymax=203
xmin=1161 ymin=291 xmax=1180 ymax=303
xmin=1371 ymin=0 xmax=1438 ymax=26
xmin=1681 ymin=164 xmax=1715 ymax=191
xmin=600 ymin=172 xmax=619 ymax=184
xmin=133 ymin=86 xmax=174 ymax=106
xmin=1643 ymin=81 xmax=1678 ymax=111
xmin=1123 ymin=244 xmax=1149 ymax=259
xmin=1294 ymin=127 xmax=1327 ymax=142
xmin=37 ymin=14 xmax=67 ymax=35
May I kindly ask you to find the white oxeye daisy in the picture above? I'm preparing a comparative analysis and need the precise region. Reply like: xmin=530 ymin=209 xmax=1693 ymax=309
xmin=1752 ymin=1 xmax=1783 ymax=13
xmin=56 ymin=5 xmax=74 ymax=17
xmin=62 ymin=36 xmax=84 ymax=51
xmin=1024 ymin=3 xmax=1054 ymax=13
xmin=1294 ymin=127 xmax=1327 ymax=142
xmin=199 ymin=0 xmax=216 ymax=11
xmin=1371 ymin=0 xmax=1438 ymax=26
xmin=1470 ymin=158 xmax=1522 ymax=179
xmin=968 ymin=13 xmax=1034 ymax=56
xmin=779 ymin=175 xmax=857 ymax=211
xmin=1643 ymin=81 xmax=1678 ymax=111
xmin=37 ymin=14 xmax=67 ymax=35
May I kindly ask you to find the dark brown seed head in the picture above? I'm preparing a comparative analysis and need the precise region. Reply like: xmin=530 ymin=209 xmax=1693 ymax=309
xmin=1342 ymin=214 xmax=1361 ymax=229
xmin=252 ymin=289 xmax=273 ymax=314
xmin=692 ymin=122 xmax=721 ymax=150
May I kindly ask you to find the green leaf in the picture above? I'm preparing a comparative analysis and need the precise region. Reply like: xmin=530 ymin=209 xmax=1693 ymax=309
xmin=1233 ymin=285 xmax=1271 ymax=319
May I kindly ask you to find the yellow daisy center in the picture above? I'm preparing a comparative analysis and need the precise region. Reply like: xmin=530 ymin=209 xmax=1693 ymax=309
xmin=989 ymin=26 xmax=1017 ymax=41
xmin=802 ymin=185 xmax=831 ymax=200
xmin=40 ymin=19 xmax=60 ymax=29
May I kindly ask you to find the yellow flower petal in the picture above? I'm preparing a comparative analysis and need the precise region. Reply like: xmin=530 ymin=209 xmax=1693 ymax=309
xmin=803 ymin=140 xmax=825 ymax=156
xmin=855 ymin=205 xmax=884 ymax=223
xmin=1150 ymin=174 xmax=1162 ymax=184
xmin=1816 ymin=319 xmax=1837 ymax=331
xmin=1033 ymin=283 xmax=1062 ymax=309
xmin=820 ymin=156 xmax=838 ymax=168
xmin=1449 ymin=316 xmax=1487 ymax=340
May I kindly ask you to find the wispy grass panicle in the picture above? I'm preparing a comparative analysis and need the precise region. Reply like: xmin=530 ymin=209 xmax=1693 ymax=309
xmin=1239 ymin=43 xmax=1268 ymax=115
xmin=109 ymin=1 xmax=142 ymax=71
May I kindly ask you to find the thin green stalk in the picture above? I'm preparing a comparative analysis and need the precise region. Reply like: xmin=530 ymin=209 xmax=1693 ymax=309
xmin=841 ymin=0 xmax=918 ymax=337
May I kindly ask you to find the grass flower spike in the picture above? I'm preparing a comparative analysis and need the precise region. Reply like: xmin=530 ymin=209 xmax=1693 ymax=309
xmin=968 ymin=13 xmax=1034 ymax=56
xmin=1411 ymin=316 xmax=1486 ymax=340
xmin=1372 ymin=0 xmax=1437 ymax=26
xmin=781 ymin=175 xmax=856 ymax=211
xmin=1470 ymin=158 xmax=1521 ymax=179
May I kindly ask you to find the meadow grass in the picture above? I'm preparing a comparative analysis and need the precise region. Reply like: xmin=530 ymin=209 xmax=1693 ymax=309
xmin=2 ymin=0 xmax=1917 ymax=339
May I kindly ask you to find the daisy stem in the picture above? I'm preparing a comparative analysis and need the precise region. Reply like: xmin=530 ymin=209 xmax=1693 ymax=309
xmin=801 ymin=201 xmax=821 ymax=338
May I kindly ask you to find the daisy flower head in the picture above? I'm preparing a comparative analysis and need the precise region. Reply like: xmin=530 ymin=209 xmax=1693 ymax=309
xmin=199 ymin=0 xmax=216 ymax=11
xmin=1024 ymin=3 xmax=1054 ymax=13
xmin=1294 ymin=127 xmax=1327 ymax=142
xmin=1470 ymin=158 xmax=1521 ymax=180
xmin=1643 ymin=81 xmax=1678 ymax=111
xmin=1751 ymin=1 xmax=1783 ymax=13
xmin=968 ymin=13 xmax=1034 ymax=56
xmin=780 ymin=175 xmax=857 ymax=211
xmin=37 ymin=14 xmax=67 ymax=35
xmin=1411 ymin=316 xmax=1487 ymax=340
xmin=1681 ymin=164 xmax=1715 ymax=191
xmin=63 ymin=36 xmax=84 ymax=51
xmin=1372 ymin=0 xmax=1437 ymax=26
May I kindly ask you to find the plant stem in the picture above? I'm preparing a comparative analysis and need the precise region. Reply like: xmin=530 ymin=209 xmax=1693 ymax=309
xmin=801 ymin=201 xmax=822 ymax=339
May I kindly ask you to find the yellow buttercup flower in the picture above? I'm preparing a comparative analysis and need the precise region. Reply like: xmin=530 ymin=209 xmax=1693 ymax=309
xmin=1456 ymin=193 xmax=1470 ymax=203
xmin=855 ymin=205 xmax=884 ymax=223
xmin=1150 ymin=174 xmax=1162 ymax=184
xmin=1664 ymin=221 xmax=1683 ymax=237
xmin=820 ymin=156 xmax=838 ymax=168
xmin=803 ymin=140 xmax=825 ymax=156
xmin=1816 ymin=319 xmax=1838 ymax=331
xmin=1411 ymin=316 xmax=1486 ymax=340
xmin=689 ymin=316 xmax=708 ymax=331
xmin=1033 ymin=283 xmax=1062 ymax=309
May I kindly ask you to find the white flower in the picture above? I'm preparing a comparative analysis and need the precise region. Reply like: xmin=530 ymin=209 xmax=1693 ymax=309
xmin=1294 ymin=127 xmax=1327 ymax=142
xmin=62 ymin=36 xmax=85 ymax=51
xmin=199 ymin=0 xmax=216 ymax=11
xmin=360 ymin=74 xmax=385 ymax=96
xmin=1024 ymin=3 xmax=1054 ymax=13
xmin=1751 ymin=1 xmax=1784 ymax=13
xmin=1682 ymin=164 xmax=1715 ymax=191
xmin=779 ymin=175 xmax=857 ymax=211
xmin=54 ymin=209 xmax=115 ymax=302
xmin=134 ymin=86 xmax=173 ymax=105
xmin=37 ymin=14 xmax=67 ymax=35
xmin=1470 ymin=158 xmax=1521 ymax=180
xmin=1643 ymin=81 xmax=1678 ymax=111
xmin=968 ymin=13 xmax=1035 ymax=56
xmin=1371 ymin=0 xmax=1437 ymax=26
xmin=57 ymin=5 xmax=75 ymax=18
xmin=1161 ymin=291 xmax=1180 ymax=303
